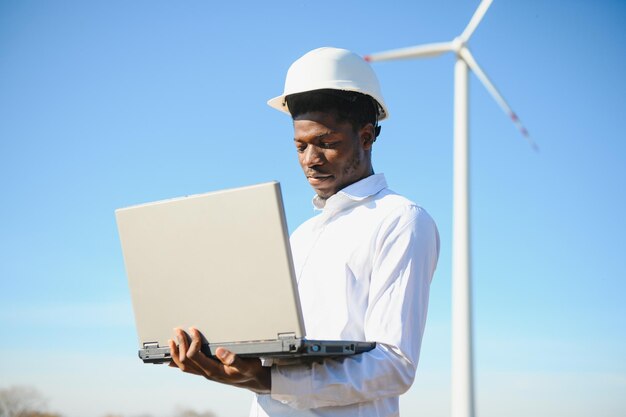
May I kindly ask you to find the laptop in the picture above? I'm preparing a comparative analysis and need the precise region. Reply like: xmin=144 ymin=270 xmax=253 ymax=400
xmin=115 ymin=181 xmax=375 ymax=364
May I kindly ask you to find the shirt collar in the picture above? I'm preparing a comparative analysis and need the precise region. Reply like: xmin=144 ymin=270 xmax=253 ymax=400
xmin=312 ymin=173 xmax=388 ymax=211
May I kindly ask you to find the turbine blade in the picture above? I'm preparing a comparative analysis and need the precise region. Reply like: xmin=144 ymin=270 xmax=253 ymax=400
xmin=459 ymin=47 xmax=538 ymax=151
xmin=365 ymin=42 xmax=454 ymax=62
xmin=459 ymin=0 xmax=494 ymax=42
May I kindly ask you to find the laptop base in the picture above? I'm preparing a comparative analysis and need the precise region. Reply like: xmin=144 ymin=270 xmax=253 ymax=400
xmin=140 ymin=339 xmax=376 ymax=364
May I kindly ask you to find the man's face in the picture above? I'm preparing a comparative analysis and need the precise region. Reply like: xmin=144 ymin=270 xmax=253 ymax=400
xmin=293 ymin=111 xmax=373 ymax=200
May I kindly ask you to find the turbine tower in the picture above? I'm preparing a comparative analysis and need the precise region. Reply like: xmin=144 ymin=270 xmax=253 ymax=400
xmin=365 ymin=1 xmax=535 ymax=417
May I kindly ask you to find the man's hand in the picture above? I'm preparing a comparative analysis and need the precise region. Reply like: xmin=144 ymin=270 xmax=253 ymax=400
xmin=169 ymin=327 xmax=271 ymax=394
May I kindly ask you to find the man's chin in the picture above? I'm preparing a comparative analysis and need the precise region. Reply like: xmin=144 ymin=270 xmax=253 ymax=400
xmin=311 ymin=184 xmax=338 ymax=200
xmin=313 ymin=188 xmax=334 ymax=200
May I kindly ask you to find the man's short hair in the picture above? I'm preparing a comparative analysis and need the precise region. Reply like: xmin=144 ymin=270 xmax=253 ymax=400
xmin=286 ymin=89 xmax=381 ymax=137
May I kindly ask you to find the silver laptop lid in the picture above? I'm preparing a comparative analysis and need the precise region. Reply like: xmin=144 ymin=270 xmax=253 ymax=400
xmin=116 ymin=182 xmax=305 ymax=350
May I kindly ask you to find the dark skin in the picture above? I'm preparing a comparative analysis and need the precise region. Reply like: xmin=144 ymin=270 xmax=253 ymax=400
xmin=169 ymin=327 xmax=271 ymax=394
xmin=294 ymin=111 xmax=375 ymax=200
xmin=169 ymin=111 xmax=376 ymax=392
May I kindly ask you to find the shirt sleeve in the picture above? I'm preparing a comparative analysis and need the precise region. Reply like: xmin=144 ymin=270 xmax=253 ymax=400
xmin=270 ymin=206 xmax=440 ymax=409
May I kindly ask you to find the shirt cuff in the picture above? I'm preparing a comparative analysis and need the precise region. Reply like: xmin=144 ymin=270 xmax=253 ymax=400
xmin=270 ymin=363 xmax=313 ymax=408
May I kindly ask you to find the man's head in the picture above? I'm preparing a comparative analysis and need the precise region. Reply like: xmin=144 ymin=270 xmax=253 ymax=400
xmin=268 ymin=47 xmax=388 ymax=199
xmin=287 ymin=90 xmax=378 ymax=199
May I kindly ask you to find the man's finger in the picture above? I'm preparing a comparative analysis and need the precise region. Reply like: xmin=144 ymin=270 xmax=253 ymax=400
xmin=174 ymin=328 xmax=189 ymax=363
xmin=186 ymin=327 xmax=203 ymax=359
xmin=170 ymin=336 xmax=202 ymax=375
xmin=215 ymin=347 xmax=253 ymax=376
xmin=185 ymin=328 xmax=230 ymax=378
xmin=186 ymin=327 xmax=219 ymax=370
xmin=214 ymin=348 xmax=270 ymax=391
xmin=169 ymin=338 xmax=184 ymax=369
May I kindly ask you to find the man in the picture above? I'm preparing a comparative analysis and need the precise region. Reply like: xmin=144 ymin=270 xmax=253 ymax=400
xmin=169 ymin=47 xmax=440 ymax=417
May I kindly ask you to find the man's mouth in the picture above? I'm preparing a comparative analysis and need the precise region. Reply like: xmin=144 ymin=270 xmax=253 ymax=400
xmin=307 ymin=175 xmax=333 ymax=185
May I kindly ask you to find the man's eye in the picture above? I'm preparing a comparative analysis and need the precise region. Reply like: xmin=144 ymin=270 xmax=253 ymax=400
xmin=296 ymin=145 xmax=306 ymax=153
xmin=321 ymin=142 xmax=337 ymax=149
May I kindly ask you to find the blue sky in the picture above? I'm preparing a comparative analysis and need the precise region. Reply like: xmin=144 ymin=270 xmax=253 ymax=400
xmin=1 ymin=1 xmax=625 ymax=416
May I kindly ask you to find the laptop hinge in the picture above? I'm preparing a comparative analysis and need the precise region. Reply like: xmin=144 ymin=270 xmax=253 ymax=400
xmin=277 ymin=332 xmax=296 ymax=340
xmin=143 ymin=341 xmax=159 ymax=348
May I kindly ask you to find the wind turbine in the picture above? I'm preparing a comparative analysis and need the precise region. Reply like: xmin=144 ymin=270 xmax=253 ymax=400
xmin=365 ymin=1 xmax=535 ymax=417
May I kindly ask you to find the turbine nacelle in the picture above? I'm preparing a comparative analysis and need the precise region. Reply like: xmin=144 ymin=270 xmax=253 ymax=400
xmin=365 ymin=0 xmax=536 ymax=150
xmin=451 ymin=37 xmax=466 ymax=55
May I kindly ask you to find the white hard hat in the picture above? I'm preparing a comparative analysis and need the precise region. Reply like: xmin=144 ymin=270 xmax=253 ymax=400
xmin=268 ymin=47 xmax=389 ymax=120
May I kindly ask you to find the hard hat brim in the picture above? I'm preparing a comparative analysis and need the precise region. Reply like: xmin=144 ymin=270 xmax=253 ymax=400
xmin=267 ymin=89 xmax=389 ymax=121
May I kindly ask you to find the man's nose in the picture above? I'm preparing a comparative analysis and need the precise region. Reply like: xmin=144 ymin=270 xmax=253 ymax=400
xmin=302 ymin=145 xmax=324 ymax=167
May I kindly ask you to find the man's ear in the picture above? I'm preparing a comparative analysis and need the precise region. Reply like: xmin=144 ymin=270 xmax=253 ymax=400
xmin=360 ymin=123 xmax=376 ymax=150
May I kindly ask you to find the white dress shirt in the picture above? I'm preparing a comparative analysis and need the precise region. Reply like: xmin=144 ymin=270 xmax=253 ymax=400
xmin=249 ymin=174 xmax=440 ymax=417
